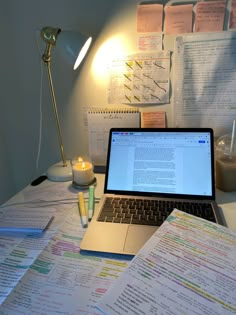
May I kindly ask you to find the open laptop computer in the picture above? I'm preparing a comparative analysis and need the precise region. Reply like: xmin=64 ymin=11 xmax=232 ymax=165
xmin=80 ymin=128 xmax=225 ymax=256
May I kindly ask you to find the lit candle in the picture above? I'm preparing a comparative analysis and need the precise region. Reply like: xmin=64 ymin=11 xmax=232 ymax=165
xmin=72 ymin=158 xmax=94 ymax=186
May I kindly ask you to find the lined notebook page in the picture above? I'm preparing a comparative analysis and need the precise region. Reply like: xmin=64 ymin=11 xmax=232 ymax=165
xmin=87 ymin=108 xmax=140 ymax=168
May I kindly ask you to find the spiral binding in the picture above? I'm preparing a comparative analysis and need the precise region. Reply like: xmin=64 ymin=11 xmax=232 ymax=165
xmin=87 ymin=107 xmax=139 ymax=114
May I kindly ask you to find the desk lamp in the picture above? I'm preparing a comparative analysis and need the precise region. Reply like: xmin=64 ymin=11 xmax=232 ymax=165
xmin=41 ymin=26 xmax=92 ymax=181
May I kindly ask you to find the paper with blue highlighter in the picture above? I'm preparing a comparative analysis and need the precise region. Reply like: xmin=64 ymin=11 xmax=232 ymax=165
xmin=0 ymin=208 xmax=54 ymax=233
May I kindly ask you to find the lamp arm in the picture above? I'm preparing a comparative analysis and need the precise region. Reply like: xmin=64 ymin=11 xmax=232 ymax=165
xmin=43 ymin=43 xmax=67 ymax=167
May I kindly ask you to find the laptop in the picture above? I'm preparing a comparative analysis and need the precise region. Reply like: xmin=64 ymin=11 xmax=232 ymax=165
xmin=80 ymin=128 xmax=225 ymax=256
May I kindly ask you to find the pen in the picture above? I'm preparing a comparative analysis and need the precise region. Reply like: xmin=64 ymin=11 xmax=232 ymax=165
xmin=88 ymin=186 xmax=95 ymax=221
xmin=78 ymin=192 xmax=88 ymax=228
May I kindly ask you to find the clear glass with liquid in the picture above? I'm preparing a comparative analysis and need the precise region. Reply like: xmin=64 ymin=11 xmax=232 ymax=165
xmin=215 ymin=122 xmax=236 ymax=191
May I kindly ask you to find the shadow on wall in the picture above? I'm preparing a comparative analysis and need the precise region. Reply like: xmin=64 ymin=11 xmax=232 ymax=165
xmin=0 ymin=131 xmax=15 ymax=204
xmin=0 ymin=0 xmax=123 ymax=204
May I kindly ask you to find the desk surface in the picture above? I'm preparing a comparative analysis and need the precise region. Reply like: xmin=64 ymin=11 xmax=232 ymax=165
xmin=4 ymin=174 xmax=236 ymax=230
xmin=0 ymin=174 xmax=236 ymax=314
xmin=216 ymin=187 xmax=236 ymax=231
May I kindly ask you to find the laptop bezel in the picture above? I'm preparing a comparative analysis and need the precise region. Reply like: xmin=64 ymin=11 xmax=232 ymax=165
xmin=104 ymin=127 xmax=216 ymax=201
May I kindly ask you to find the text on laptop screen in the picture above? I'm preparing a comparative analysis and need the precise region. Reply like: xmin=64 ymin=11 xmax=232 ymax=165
xmin=106 ymin=130 xmax=213 ymax=197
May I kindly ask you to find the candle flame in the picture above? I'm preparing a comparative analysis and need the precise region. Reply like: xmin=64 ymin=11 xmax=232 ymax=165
xmin=82 ymin=162 xmax=85 ymax=169
xmin=78 ymin=157 xmax=83 ymax=162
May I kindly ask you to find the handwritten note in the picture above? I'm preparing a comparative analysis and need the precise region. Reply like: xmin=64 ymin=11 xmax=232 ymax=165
xmin=141 ymin=111 xmax=166 ymax=128
xmin=164 ymin=4 xmax=193 ymax=35
xmin=137 ymin=4 xmax=163 ymax=33
xmin=229 ymin=0 xmax=236 ymax=29
xmin=174 ymin=32 xmax=236 ymax=136
xmin=137 ymin=32 xmax=162 ymax=51
xmin=194 ymin=0 xmax=226 ymax=32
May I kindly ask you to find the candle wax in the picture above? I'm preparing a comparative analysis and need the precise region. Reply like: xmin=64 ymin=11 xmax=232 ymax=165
xmin=72 ymin=161 xmax=94 ymax=185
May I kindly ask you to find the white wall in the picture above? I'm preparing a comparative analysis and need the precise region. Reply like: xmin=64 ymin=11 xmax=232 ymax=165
xmin=0 ymin=0 xmax=123 ymax=203
xmin=1 ymin=0 xmax=153 ymax=203
xmin=1 ymin=0 xmax=232 ymax=204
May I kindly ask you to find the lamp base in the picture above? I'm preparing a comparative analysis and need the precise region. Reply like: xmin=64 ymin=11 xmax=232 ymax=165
xmin=47 ymin=160 xmax=72 ymax=182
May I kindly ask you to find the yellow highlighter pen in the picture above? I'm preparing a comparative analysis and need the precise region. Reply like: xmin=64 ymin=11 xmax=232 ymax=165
xmin=78 ymin=192 xmax=88 ymax=228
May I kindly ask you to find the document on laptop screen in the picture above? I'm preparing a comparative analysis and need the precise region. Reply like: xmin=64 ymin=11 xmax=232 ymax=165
xmin=107 ymin=131 xmax=212 ymax=196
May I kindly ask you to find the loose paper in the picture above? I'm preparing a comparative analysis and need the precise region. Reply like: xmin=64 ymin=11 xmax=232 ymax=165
xmin=141 ymin=111 xmax=166 ymax=128
xmin=164 ymin=4 xmax=193 ymax=35
xmin=108 ymin=52 xmax=170 ymax=105
xmin=174 ymin=32 xmax=236 ymax=136
xmin=96 ymin=209 xmax=236 ymax=315
xmin=194 ymin=0 xmax=226 ymax=32
xmin=137 ymin=4 xmax=163 ymax=33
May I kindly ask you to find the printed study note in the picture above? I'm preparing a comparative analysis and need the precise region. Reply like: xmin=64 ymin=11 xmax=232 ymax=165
xmin=164 ymin=4 xmax=193 ymax=35
xmin=96 ymin=209 xmax=236 ymax=315
xmin=1 ymin=209 xmax=130 ymax=314
xmin=174 ymin=31 xmax=236 ymax=136
xmin=108 ymin=51 xmax=170 ymax=105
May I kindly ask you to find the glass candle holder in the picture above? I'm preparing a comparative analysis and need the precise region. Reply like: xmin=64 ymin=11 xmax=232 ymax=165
xmin=71 ymin=157 xmax=95 ymax=187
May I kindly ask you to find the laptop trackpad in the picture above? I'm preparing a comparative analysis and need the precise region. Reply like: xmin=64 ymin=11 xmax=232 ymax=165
xmin=124 ymin=225 xmax=157 ymax=254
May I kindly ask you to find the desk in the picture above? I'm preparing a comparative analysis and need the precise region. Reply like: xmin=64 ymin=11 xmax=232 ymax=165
xmin=216 ymin=188 xmax=236 ymax=231
xmin=0 ymin=175 xmax=236 ymax=314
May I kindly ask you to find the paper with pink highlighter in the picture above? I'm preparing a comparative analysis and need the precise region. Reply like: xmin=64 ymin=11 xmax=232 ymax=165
xmin=194 ymin=0 xmax=226 ymax=32
xmin=141 ymin=111 xmax=166 ymax=128
xmin=229 ymin=0 xmax=236 ymax=29
xmin=137 ymin=4 xmax=163 ymax=33
xmin=164 ymin=4 xmax=193 ymax=35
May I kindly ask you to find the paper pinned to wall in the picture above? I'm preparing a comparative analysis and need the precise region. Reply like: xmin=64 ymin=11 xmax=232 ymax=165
xmin=108 ymin=51 xmax=171 ymax=105
xmin=141 ymin=111 xmax=166 ymax=128
xmin=194 ymin=0 xmax=226 ymax=32
xmin=174 ymin=31 xmax=236 ymax=136
xmin=164 ymin=4 xmax=193 ymax=35
xmin=229 ymin=0 xmax=236 ymax=29
xmin=137 ymin=32 xmax=163 ymax=51
xmin=137 ymin=3 xmax=163 ymax=33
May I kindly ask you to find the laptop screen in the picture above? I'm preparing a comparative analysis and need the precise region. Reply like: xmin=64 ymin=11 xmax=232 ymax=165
xmin=105 ymin=128 xmax=215 ymax=200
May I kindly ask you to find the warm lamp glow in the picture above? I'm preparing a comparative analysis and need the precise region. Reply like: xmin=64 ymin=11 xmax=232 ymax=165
xmin=74 ymin=36 xmax=92 ymax=70
xmin=92 ymin=34 xmax=130 ymax=83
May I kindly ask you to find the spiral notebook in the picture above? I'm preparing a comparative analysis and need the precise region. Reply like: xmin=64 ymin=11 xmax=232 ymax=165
xmin=87 ymin=108 xmax=140 ymax=172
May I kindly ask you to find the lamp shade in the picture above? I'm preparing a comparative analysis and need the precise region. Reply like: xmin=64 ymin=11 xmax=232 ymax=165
xmin=56 ymin=31 xmax=92 ymax=70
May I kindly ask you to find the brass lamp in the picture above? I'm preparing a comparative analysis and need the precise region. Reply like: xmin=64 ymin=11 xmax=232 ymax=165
xmin=41 ymin=26 xmax=92 ymax=181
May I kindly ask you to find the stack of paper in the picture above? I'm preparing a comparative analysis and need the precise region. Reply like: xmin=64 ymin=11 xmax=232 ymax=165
xmin=0 ymin=208 xmax=53 ymax=233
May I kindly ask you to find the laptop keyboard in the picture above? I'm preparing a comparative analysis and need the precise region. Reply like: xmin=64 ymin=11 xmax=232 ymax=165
xmin=97 ymin=197 xmax=216 ymax=225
